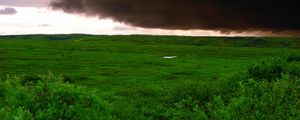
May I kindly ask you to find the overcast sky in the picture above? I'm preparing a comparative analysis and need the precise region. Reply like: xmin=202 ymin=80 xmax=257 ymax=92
xmin=0 ymin=0 xmax=298 ymax=36
xmin=0 ymin=0 xmax=51 ymax=7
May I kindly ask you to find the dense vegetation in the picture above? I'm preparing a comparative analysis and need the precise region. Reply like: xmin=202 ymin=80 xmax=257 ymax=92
xmin=0 ymin=35 xmax=299 ymax=119
xmin=0 ymin=74 xmax=110 ymax=119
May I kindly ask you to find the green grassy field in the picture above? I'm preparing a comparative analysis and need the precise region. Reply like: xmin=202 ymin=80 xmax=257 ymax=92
xmin=0 ymin=35 xmax=300 ymax=119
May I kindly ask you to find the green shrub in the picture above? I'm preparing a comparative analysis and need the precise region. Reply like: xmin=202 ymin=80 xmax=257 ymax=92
xmin=204 ymin=55 xmax=300 ymax=119
xmin=207 ymin=75 xmax=300 ymax=120
xmin=170 ymin=83 xmax=219 ymax=108
xmin=285 ymin=53 xmax=300 ymax=62
xmin=0 ymin=74 xmax=111 ymax=120
xmin=172 ymin=55 xmax=300 ymax=120
xmin=247 ymin=54 xmax=300 ymax=81
xmin=247 ymin=57 xmax=287 ymax=81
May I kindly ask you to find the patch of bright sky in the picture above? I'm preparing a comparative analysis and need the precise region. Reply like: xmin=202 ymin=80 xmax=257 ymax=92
xmin=0 ymin=5 xmax=127 ymax=35
xmin=0 ymin=5 xmax=257 ymax=36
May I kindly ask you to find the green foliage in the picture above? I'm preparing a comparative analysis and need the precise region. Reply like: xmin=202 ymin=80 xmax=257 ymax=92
xmin=207 ymin=75 xmax=300 ymax=120
xmin=170 ymin=83 xmax=219 ymax=107
xmin=1 ymin=35 xmax=300 ymax=119
xmin=167 ymin=55 xmax=300 ymax=120
xmin=247 ymin=54 xmax=300 ymax=81
xmin=164 ymin=96 xmax=208 ymax=120
xmin=161 ymin=83 xmax=217 ymax=119
xmin=247 ymin=57 xmax=287 ymax=80
xmin=285 ymin=53 xmax=300 ymax=62
xmin=0 ymin=74 xmax=111 ymax=120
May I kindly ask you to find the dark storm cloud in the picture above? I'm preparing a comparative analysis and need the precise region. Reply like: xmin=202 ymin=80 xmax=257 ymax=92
xmin=0 ymin=7 xmax=17 ymax=15
xmin=50 ymin=0 xmax=300 ymax=34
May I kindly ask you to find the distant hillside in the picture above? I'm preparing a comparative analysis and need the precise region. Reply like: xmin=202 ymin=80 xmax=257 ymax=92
xmin=1 ymin=34 xmax=300 ymax=48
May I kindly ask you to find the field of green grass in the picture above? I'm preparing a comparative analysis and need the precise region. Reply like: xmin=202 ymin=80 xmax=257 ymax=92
xmin=0 ymin=35 xmax=300 ymax=119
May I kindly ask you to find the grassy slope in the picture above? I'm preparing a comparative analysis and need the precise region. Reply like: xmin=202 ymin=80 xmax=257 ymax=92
xmin=0 ymin=35 xmax=299 ymax=118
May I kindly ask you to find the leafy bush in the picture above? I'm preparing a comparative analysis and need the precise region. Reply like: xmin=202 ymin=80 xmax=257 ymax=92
xmin=247 ymin=57 xmax=287 ymax=81
xmin=162 ymin=83 xmax=218 ymax=119
xmin=247 ymin=54 xmax=300 ymax=81
xmin=170 ymin=54 xmax=300 ymax=120
xmin=205 ymin=54 xmax=300 ymax=119
xmin=207 ymin=75 xmax=300 ymax=119
xmin=285 ymin=53 xmax=300 ymax=62
xmin=0 ymin=74 xmax=111 ymax=120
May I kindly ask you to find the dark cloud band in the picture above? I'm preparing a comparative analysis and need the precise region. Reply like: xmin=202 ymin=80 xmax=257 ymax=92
xmin=50 ymin=0 xmax=300 ymax=35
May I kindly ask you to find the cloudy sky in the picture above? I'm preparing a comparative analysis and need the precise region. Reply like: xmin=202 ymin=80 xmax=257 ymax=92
xmin=0 ymin=0 xmax=299 ymax=36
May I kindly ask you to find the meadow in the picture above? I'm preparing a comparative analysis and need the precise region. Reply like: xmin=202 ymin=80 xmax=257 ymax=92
xmin=0 ymin=35 xmax=300 ymax=119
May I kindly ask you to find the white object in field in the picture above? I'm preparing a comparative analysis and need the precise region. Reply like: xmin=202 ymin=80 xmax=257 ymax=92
xmin=163 ymin=56 xmax=177 ymax=59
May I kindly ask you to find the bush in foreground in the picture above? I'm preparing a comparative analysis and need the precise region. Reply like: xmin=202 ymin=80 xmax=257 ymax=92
xmin=247 ymin=54 xmax=300 ymax=81
xmin=167 ymin=54 xmax=300 ymax=120
xmin=207 ymin=75 xmax=300 ymax=119
xmin=0 ymin=74 xmax=111 ymax=120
